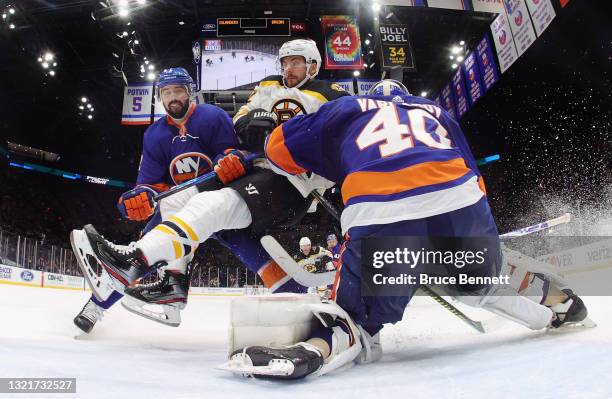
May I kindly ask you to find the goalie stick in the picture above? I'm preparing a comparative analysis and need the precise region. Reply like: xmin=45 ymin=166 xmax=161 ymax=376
xmin=499 ymin=213 xmax=571 ymax=239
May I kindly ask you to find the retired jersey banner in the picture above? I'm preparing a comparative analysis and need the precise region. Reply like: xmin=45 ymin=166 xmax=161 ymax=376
xmin=121 ymin=83 xmax=153 ymax=125
xmin=504 ymin=0 xmax=537 ymax=56
xmin=452 ymin=68 xmax=470 ymax=117
xmin=472 ymin=0 xmax=505 ymax=13
xmin=379 ymin=24 xmax=416 ymax=71
xmin=525 ymin=0 xmax=556 ymax=36
xmin=328 ymin=78 xmax=355 ymax=94
xmin=463 ymin=51 xmax=485 ymax=105
xmin=441 ymin=83 xmax=457 ymax=120
xmin=356 ymin=78 xmax=378 ymax=95
xmin=476 ymin=35 xmax=500 ymax=92
xmin=321 ymin=16 xmax=364 ymax=70
xmin=490 ymin=12 xmax=519 ymax=73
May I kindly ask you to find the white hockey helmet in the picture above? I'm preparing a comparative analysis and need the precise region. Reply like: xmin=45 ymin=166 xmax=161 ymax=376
xmin=299 ymin=237 xmax=312 ymax=247
xmin=278 ymin=39 xmax=321 ymax=88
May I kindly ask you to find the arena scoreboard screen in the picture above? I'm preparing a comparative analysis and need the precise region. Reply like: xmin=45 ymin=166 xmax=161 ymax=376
xmin=217 ymin=18 xmax=291 ymax=36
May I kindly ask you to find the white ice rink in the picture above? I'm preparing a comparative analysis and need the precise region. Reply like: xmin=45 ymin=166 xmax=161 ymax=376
xmin=2 ymin=282 xmax=611 ymax=399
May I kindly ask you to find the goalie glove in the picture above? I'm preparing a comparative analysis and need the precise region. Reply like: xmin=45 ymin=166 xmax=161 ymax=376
xmin=235 ymin=108 xmax=277 ymax=152
xmin=117 ymin=183 xmax=168 ymax=221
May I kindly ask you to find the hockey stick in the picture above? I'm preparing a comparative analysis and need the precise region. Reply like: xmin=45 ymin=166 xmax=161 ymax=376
xmin=499 ymin=213 xmax=571 ymax=239
xmin=261 ymin=235 xmax=486 ymax=334
xmin=153 ymin=152 xmax=262 ymax=202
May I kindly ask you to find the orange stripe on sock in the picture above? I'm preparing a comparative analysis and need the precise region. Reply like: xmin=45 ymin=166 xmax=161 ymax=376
xmin=257 ymin=260 xmax=287 ymax=288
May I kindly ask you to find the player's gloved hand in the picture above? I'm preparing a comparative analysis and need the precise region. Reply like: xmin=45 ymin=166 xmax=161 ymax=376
xmin=214 ymin=149 xmax=252 ymax=185
xmin=117 ymin=184 xmax=167 ymax=221
xmin=235 ymin=108 xmax=277 ymax=152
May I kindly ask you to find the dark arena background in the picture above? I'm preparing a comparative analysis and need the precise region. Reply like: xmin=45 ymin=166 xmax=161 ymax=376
xmin=0 ymin=1 xmax=611 ymax=397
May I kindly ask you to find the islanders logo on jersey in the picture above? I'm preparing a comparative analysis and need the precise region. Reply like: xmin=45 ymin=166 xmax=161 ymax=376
xmin=271 ymin=98 xmax=307 ymax=124
xmin=169 ymin=152 xmax=212 ymax=185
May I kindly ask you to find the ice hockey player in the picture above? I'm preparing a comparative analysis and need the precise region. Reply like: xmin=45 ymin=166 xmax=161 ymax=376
xmin=219 ymin=79 xmax=591 ymax=379
xmin=71 ymin=67 xmax=305 ymax=333
xmin=71 ymin=40 xmax=348 ymax=331
xmin=294 ymin=237 xmax=334 ymax=273
xmin=325 ymin=234 xmax=342 ymax=263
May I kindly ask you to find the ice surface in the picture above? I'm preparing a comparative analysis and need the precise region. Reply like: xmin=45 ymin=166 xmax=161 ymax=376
xmin=200 ymin=51 xmax=279 ymax=90
xmin=1 ymin=283 xmax=611 ymax=399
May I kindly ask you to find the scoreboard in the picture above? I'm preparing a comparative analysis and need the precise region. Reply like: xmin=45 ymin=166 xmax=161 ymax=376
xmin=217 ymin=18 xmax=291 ymax=36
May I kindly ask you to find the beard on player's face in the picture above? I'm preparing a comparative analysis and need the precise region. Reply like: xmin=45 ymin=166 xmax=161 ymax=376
xmin=165 ymin=97 xmax=190 ymax=119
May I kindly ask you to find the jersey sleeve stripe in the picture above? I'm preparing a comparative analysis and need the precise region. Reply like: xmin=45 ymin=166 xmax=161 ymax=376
xmin=341 ymin=157 xmax=471 ymax=204
xmin=477 ymin=176 xmax=487 ymax=195
xmin=265 ymin=125 xmax=306 ymax=175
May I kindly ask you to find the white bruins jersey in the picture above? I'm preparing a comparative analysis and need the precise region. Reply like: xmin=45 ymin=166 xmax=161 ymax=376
xmin=294 ymin=246 xmax=334 ymax=273
xmin=233 ymin=75 xmax=349 ymax=125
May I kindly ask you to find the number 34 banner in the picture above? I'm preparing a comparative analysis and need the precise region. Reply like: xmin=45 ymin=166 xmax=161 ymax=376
xmin=121 ymin=83 xmax=154 ymax=125
xmin=321 ymin=15 xmax=364 ymax=70
xmin=378 ymin=24 xmax=416 ymax=71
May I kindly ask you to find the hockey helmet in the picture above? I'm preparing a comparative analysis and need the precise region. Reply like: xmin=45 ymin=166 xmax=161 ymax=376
xmin=299 ymin=237 xmax=312 ymax=247
xmin=155 ymin=67 xmax=195 ymax=100
xmin=367 ymin=79 xmax=411 ymax=96
xmin=278 ymin=39 xmax=321 ymax=88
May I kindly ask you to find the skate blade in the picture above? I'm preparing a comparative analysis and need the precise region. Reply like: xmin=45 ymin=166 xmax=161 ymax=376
xmin=217 ymin=354 xmax=295 ymax=377
xmin=70 ymin=229 xmax=116 ymax=301
xmin=548 ymin=317 xmax=597 ymax=333
xmin=121 ymin=296 xmax=181 ymax=327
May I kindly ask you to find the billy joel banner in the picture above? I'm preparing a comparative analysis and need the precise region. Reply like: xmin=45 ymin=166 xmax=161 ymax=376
xmin=121 ymin=83 xmax=153 ymax=125
xmin=378 ymin=24 xmax=416 ymax=71
xmin=320 ymin=16 xmax=364 ymax=70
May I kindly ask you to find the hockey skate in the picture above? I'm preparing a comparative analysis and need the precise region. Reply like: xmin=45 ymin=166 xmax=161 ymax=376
xmin=548 ymin=289 xmax=596 ymax=330
xmin=121 ymin=270 xmax=189 ymax=327
xmin=70 ymin=224 xmax=157 ymax=299
xmin=73 ymin=298 xmax=104 ymax=336
xmin=220 ymin=343 xmax=324 ymax=380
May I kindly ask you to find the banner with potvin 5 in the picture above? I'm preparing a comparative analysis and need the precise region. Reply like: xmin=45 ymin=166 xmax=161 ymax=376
xmin=320 ymin=15 xmax=364 ymax=70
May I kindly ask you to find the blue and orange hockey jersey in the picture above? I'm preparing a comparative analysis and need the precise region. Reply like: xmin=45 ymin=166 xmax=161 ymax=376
xmin=265 ymin=94 xmax=487 ymax=234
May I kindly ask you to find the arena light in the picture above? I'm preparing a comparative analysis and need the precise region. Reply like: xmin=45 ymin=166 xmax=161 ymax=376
xmin=353 ymin=70 xmax=360 ymax=77
xmin=87 ymin=115 xmax=93 ymax=120
xmin=2 ymin=13 xmax=6 ymax=19
xmin=365 ymin=39 xmax=370 ymax=45
xmin=371 ymin=2 xmax=381 ymax=12
xmin=137 ymin=0 xmax=146 ymax=4
xmin=451 ymin=46 xmax=461 ymax=54
xmin=44 ymin=52 xmax=54 ymax=61
xmin=42 ymin=62 xmax=49 ymax=69
xmin=460 ymin=40 xmax=465 ymax=46
xmin=456 ymin=55 xmax=464 ymax=62
xmin=147 ymin=72 xmax=156 ymax=81
xmin=9 ymin=23 xmax=15 ymax=29
xmin=451 ymin=63 xmax=458 ymax=69
xmin=178 ymin=21 xmax=185 ymax=25
xmin=9 ymin=7 xmax=15 ymax=14
xmin=420 ymin=91 xmax=428 ymax=97
xmin=119 ymin=8 xmax=129 ymax=17
xmin=147 ymin=64 xmax=154 ymax=70
xmin=49 ymin=70 xmax=56 ymax=76
xmin=81 ymin=97 xmax=88 ymax=103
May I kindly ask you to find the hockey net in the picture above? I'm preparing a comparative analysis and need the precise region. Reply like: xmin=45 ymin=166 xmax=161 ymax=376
xmin=243 ymin=284 xmax=262 ymax=296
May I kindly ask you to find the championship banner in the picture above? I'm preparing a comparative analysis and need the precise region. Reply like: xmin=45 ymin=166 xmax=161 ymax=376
xmin=475 ymin=35 xmax=500 ymax=92
xmin=472 ymin=0 xmax=505 ymax=13
xmin=328 ymin=78 xmax=355 ymax=94
xmin=320 ymin=16 xmax=364 ymax=70
xmin=121 ymin=83 xmax=153 ymax=125
xmin=452 ymin=68 xmax=470 ymax=117
xmin=525 ymin=0 xmax=556 ymax=36
xmin=356 ymin=78 xmax=378 ymax=95
xmin=378 ymin=24 xmax=416 ymax=71
xmin=462 ymin=51 xmax=485 ymax=105
xmin=504 ymin=0 xmax=537 ymax=56
xmin=441 ymin=83 xmax=457 ymax=120
xmin=427 ymin=0 xmax=471 ymax=10
xmin=490 ymin=12 xmax=519 ymax=73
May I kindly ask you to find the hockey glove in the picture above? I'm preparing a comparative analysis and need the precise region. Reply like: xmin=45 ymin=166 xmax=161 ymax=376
xmin=235 ymin=108 xmax=277 ymax=152
xmin=117 ymin=183 xmax=168 ymax=221
xmin=214 ymin=149 xmax=252 ymax=185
